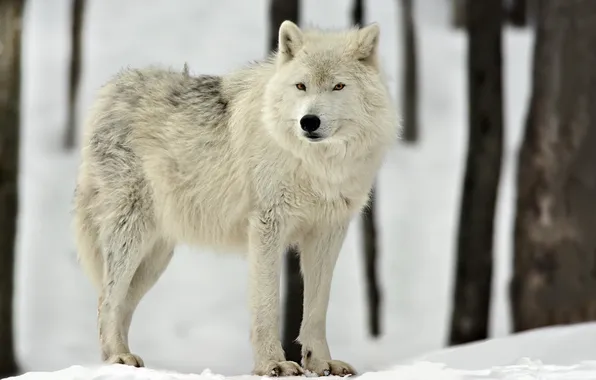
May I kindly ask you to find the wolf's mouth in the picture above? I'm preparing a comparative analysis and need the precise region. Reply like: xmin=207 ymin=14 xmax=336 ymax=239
xmin=303 ymin=132 xmax=324 ymax=142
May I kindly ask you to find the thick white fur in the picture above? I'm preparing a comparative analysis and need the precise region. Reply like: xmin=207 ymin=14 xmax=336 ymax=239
xmin=73 ymin=20 xmax=398 ymax=376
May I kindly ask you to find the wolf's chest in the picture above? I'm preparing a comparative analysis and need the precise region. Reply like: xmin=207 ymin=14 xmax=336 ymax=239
xmin=281 ymin=177 xmax=368 ymax=226
xmin=263 ymin=154 xmax=373 ymax=224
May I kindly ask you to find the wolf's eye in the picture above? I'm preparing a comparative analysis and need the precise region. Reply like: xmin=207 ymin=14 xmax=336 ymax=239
xmin=295 ymin=83 xmax=306 ymax=91
xmin=333 ymin=83 xmax=345 ymax=91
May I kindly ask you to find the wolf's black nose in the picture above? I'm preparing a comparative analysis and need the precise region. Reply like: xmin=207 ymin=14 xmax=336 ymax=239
xmin=300 ymin=114 xmax=321 ymax=132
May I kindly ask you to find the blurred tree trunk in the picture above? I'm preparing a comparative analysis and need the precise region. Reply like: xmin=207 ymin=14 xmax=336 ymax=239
xmin=268 ymin=0 xmax=303 ymax=363
xmin=64 ymin=0 xmax=85 ymax=150
xmin=512 ymin=0 xmax=596 ymax=332
xmin=0 ymin=0 xmax=25 ymax=376
xmin=507 ymin=0 xmax=539 ymax=27
xmin=352 ymin=0 xmax=381 ymax=338
xmin=352 ymin=0 xmax=364 ymax=26
xmin=507 ymin=0 xmax=528 ymax=27
xmin=268 ymin=0 xmax=299 ymax=52
xmin=449 ymin=0 xmax=503 ymax=345
xmin=452 ymin=0 xmax=466 ymax=29
xmin=400 ymin=0 xmax=418 ymax=142
xmin=361 ymin=188 xmax=381 ymax=337
xmin=527 ymin=0 xmax=539 ymax=27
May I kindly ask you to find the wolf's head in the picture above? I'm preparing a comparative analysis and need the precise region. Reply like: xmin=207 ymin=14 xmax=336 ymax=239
xmin=263 ymin=20 xmax=398 ymax=157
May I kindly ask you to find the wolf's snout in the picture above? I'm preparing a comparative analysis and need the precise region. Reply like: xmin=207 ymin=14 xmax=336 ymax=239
xmin=300 ymin=114 xmax=321 ymax=133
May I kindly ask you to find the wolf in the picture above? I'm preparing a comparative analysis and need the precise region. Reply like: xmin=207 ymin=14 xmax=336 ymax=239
xmin=73 ymin=20 xmax=398 ymax=376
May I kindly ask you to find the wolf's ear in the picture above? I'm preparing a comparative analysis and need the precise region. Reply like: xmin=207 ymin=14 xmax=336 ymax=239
xmin=278 ymin=20 xmax=304 ymax=63
xmin=354 ymin=23 xmax=380 ymax=65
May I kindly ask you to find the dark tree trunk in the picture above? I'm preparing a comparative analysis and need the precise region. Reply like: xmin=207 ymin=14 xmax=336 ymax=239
xmin=452 ymin=0 xmax=466 ymax=29
xmin=0 ymin=0 xmax=24 ymax=376
xmin=400 ymin=0 xmax=418 ymax=142
xmin=511 ymin=0 xmax=596 ymax=332
xmin=449 ymin=0 xmax=503 ymax=346
xmin=527 ymin=0 xmax=540 ymax=27
xmin=64 ymin=0 xmax=85 ymax=150
xmin=351 ymin=0 xmax=364 ymax=26
xmin=351 ymin=0 xmax=381 ymax=338
xmin=268 ymin=0 xmax=300 ymax=53
xmin=507 ymin=0 xmax=528 ymax=27
xmin=281 ymin=246 xmax=303 ymax=362
xmin=268 ymin=0 xmax=303 ymax=363
xmin=361 ymin=188 xmax=381 ymax=337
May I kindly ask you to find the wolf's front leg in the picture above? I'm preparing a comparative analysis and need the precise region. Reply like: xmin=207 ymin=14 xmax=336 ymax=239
xmin=248 ymin=213 xmax=303 ymax=377
xmin=299 ymin=223 xmax=356 ymax=376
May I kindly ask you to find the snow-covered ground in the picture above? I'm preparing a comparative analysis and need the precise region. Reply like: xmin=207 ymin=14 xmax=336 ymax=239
xmin=11 ymin=360 xmax=596 ymax=380
xmin=10 ymin=323 xmax=596 ymax=379
xmin=11 ymin=0 xmax=569 ymax=378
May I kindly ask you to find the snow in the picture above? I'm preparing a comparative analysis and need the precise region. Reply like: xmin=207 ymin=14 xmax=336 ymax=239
xmin=10 ymin=360 xmax=596 ymax=380
xmin=14 ymin=0 xmax=587 ymax=379
xmin=9 ymin=323 xmax=596 ymax=379
xmin=415 ymin=322 xmax=596 ymax=370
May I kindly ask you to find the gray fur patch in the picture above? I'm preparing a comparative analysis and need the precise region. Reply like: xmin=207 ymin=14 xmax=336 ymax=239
xmin=165 ymin=75 xmax=228 ymax=115
xmin=187 ymin=75 xmax=228 ymax=112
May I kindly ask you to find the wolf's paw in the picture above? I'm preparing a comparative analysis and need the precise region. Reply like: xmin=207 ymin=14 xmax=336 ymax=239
xmin=106 ymin=353 xmax=144 ymax=367
xmin=253 ymin=360 xmax=304 ymax=377
xmin=302 ymin=356 xmax=356 ymax=377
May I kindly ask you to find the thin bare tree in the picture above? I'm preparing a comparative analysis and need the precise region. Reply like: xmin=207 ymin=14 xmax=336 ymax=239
xmin=351 ymin=0 xmax=382 ymax=338
xmin=361 ymin=188 xmax=381 ymax=337
xmin=400 ymin=0 xmax=418 ymax=143
xmin=64 ymin=0 xmax=85 ymax=150
xmin=0 ymin=0 xmax=25 ymax=376
xmin=268 ymin=0 xmax=303 ymax=363
xmin=449 ymin=0 xmax=503 ymax=345
xmin=352 ymin=0 xmax=364 ymax=26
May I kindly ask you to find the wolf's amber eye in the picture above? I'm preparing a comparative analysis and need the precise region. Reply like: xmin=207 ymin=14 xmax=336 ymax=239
xmin=295 ymin=83 xmax=306 ymax=91
xmin=333 ymin=83 xmax=345 ymax=91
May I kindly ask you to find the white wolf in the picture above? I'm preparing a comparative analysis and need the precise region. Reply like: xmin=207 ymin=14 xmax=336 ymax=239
xmin=73 ymin=20 xmax=398 ymax=376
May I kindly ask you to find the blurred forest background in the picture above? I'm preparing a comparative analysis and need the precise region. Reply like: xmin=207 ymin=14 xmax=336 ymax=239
xmin=2 ymin=0 xmax=596 ymax=377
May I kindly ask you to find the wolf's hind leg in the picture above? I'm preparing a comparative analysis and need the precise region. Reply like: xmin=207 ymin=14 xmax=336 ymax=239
xmin=97 ymin=200 xmax=160 ymax=367
xmin=121 ymin=240 xmax=174 ymax=341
